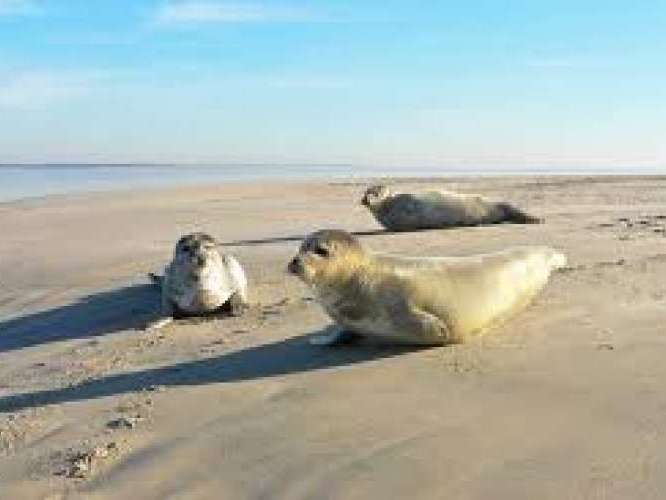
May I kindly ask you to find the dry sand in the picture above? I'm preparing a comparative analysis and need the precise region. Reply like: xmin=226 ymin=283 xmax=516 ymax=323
xmin=1 ymin=176 xmax=666 ymax=499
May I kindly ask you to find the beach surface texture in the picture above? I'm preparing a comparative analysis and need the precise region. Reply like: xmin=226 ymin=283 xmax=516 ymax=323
xmin=1 ymin=176 xmax=666 ymax=499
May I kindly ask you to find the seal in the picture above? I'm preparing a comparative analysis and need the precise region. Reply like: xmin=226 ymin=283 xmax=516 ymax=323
xmin=287 ymin=229 xmax=565 ymax=345
xmin=148 ymin=232 xmax=248 ymax=329
xmin=361 ymin=184 xmax=541 ymax=231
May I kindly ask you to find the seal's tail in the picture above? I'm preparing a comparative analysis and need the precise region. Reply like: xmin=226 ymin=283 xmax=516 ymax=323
xmin=500 ymin=203 xmax=543 ymax=224
xmin=549 ymin=251 xmax=568 ymax=270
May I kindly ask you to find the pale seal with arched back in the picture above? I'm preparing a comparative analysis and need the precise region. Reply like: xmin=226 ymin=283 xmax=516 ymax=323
xmin=148 ymin=232 xmax=248 ymax=329
xmin=288 ymin=230 xmax=565 ymax=345
xmin=361 ymin=184 xmax=541 ymax=231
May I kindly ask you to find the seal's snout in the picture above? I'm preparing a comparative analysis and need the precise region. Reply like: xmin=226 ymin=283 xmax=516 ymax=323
xmin=288 ymin=256 xmax=302 ymax=275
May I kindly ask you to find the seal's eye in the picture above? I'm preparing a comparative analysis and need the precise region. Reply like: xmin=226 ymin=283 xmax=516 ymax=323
xmin=314 ymin=246 xmax=329 ymax=257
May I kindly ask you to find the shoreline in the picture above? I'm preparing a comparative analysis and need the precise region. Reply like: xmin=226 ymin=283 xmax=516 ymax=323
xmin=2 ymin=172 xmax=666 ymax=206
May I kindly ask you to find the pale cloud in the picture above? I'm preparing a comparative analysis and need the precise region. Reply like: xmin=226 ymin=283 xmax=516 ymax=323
xmin=0 ymin=71 xmax=97 ymax=110
xmin=0 ymin=0 xmax=40 ymax=16
xmin=154 ymin=1 xmax=322 ymax=25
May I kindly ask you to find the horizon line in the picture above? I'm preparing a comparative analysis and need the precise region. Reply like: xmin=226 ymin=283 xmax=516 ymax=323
xmin=1 ymin=162 xmax=664 ymax=170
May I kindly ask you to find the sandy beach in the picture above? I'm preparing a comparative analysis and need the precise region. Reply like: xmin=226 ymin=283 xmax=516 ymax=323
xmin=1 ymin=175 xmax=666 ymax=499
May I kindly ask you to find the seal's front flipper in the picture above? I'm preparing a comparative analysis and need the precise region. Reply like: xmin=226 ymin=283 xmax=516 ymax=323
xmin=309 ymin=329 xmax=362 ymax=346
xmin=148 ymin=273 xmax=163 ymax=287
xmin=145 ymin=295 xmax=175 ymax=330
xmin=393 ymin=305 xmax=453 ymax=345
xmin=226 ymin=292 xmax=249 ymax=317
xmin=145 ymin=316 xmax=173 ymax=331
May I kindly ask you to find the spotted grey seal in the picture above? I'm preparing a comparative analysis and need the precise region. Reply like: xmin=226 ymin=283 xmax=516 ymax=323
xmin=361 ymin=184 xmax=541 ymax=231
xmin=148 ymin=232 xmax=248 ymax=329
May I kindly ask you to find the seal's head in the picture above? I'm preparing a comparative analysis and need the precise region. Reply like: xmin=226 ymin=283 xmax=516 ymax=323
xmin=288 ymin=230 xmax=365 ymax=285
xmin=174 ymin=232 xmax=219 ymax=274
xmin=361 ymin=185 xmax=391 ymax=209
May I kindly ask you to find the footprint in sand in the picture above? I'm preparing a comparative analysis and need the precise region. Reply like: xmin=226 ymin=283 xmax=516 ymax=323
xmin=107 ymin=415 xmax=143 ymax=430
xmin=62 ymin=441 xmax=121 ymax=479
xmin=598 ymin=215 xmax=666 ymax=239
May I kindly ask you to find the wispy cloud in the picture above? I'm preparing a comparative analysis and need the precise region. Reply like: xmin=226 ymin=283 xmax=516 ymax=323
xmin=0 ymin=71 xmax=97 ymax=110
xmin=0 ymin=0 xmax=40 ymax=16
xmin=153 ymin=1 xmax=323 ymax=25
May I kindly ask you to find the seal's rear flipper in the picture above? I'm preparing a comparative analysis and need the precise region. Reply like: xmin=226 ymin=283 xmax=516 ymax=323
xmin=499 ymin=203 xmax=543 ymax=224
xmin=521 ymin=213 xmax=544 ymax=224
xmin=549 ymin=251 xmax=568 ymax=270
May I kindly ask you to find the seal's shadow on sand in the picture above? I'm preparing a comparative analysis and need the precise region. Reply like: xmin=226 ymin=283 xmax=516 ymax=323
xmin=220 ymin=226 xmax=494 ymax=247
xmin=220 ymin=229 xmax=391 ymax=247
xmin=0 ymin=284 xmax=159 ymax=354
xmin=0 ymin=328 xmax=425 ymax=413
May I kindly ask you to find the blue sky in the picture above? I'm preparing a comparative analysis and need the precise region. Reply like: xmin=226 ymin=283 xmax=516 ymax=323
xmin=0 ymin=0 xmax=664 ymax=167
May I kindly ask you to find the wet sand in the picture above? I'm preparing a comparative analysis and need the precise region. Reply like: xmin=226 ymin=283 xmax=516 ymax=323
xmin=1 ymin=176 xmax=666 ymax=499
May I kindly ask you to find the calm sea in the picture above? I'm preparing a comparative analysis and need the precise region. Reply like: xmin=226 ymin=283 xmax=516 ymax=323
xmin=0 ymin=164 xmax=662 ymax=203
